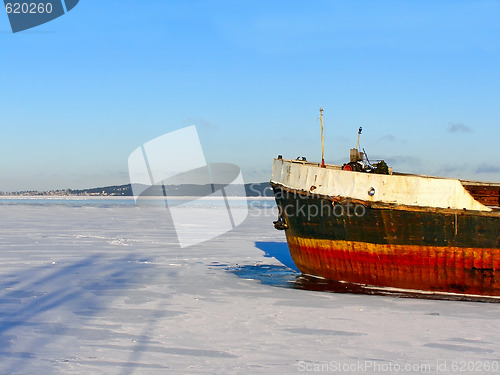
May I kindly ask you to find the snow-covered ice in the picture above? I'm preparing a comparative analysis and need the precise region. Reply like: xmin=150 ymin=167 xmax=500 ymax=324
xmin=0 ymin=200 xmax=499 ymax=374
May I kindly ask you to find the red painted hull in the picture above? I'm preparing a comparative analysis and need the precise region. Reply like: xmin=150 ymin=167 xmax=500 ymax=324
xmin=286 ymin=234 xmax=500 ymax=296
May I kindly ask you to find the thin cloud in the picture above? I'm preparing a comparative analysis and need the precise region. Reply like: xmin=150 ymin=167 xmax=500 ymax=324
xmin=384 ymin=155 xmax=422 ymax=168
xmin=379 ymin=134 xmax=397 ymax=142
xmin=436 ymin=165 xmax=464 ymax=176
xmin=447 ymin=123 xmax=472 ymax=133
xmin=377 ymin=134 xmax=407 ymax=143
xmin=475 ymin=164 xmax=500 ymax=174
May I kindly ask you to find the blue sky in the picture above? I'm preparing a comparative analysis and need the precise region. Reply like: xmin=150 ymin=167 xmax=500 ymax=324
xmin=1 ymin=0 xmax=500 ymax=191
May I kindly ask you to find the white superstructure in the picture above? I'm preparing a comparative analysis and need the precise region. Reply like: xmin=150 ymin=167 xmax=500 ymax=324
xmin=271 ymin=158 xmax=491 ymax=212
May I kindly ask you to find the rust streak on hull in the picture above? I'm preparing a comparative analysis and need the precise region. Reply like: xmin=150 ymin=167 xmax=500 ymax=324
xmin=286 ymin=234 xmax=500 ymax=296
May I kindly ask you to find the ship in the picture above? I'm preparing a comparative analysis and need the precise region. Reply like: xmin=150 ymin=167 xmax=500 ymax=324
xmin=270 ymin=110 xmax=500 ymax=297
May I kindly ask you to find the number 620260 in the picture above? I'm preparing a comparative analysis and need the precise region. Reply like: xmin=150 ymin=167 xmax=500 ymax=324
xmin=5 ymin=2 xmax=53 ymax=14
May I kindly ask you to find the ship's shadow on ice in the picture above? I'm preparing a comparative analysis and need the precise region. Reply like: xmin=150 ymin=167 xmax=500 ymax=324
xmin=226 ymin=242 xmax=500 ymax=303
xmin=255 ymin=241 xmax=299 ymax=272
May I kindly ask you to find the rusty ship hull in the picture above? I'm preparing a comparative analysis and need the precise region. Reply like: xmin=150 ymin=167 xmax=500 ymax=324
xmin=271 ymin=158 xmax=500 ymax=297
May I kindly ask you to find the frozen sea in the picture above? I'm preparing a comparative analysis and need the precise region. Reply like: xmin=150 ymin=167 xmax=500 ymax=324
xmin=1 ymin=198 xmax=499 ymax=374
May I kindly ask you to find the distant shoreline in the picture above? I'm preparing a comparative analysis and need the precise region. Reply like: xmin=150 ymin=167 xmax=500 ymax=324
xmin=0 ymin=182 xmax=273 ymax=198
xmin=0 ymin=195 xmax=136 ymax=200
xmin=0 ymin=195 xmax=275 ymax=200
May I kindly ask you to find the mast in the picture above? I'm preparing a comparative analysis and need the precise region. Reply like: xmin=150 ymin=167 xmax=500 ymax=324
xmin=356 ymin=126 xmax=362 ymax=150
xmin=320 ymin=108 xmax=325 ymax=168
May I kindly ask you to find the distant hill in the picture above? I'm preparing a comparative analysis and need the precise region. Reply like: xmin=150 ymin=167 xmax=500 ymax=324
xmin=1 ymin=182 xmax=274 ymax=197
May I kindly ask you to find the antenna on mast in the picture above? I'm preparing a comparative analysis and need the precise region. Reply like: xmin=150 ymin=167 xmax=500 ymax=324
xmin=320 ymin=108 xmax=325 ymax=168
xmin=355 ymin=126 xmax=362 ymax=150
